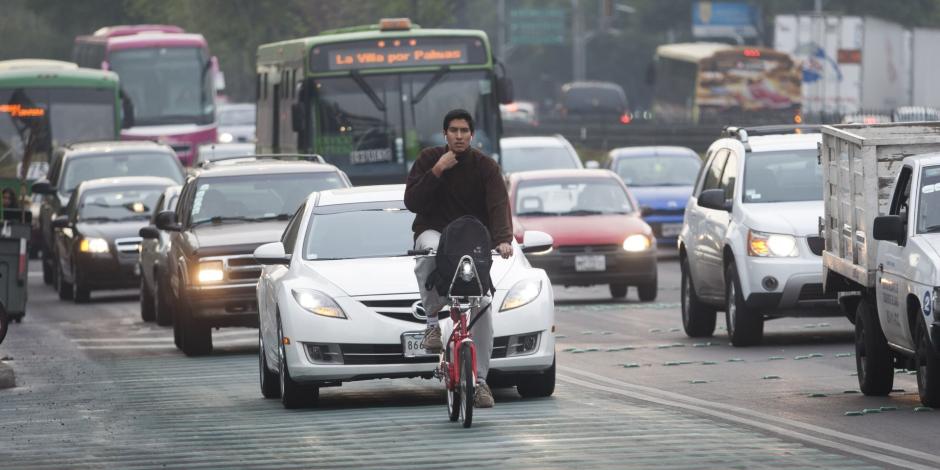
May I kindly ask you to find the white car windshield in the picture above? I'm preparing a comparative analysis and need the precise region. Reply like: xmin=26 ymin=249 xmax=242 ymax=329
xmin=742 ymin=149 xmax=821 ymax=203
xmin=516 ymin=179 xmax=633 ymax=216
xmin=304 ymin=207 xmax=414 ymax=260
xmin=501 ymin=146 xmax=579 ymax=173
xmin=614 ymin=155 xmax=701 ymax=187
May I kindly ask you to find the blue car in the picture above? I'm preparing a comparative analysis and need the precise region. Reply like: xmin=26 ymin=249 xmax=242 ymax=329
xmin=606 ymin=146 xmax=702 ymax=251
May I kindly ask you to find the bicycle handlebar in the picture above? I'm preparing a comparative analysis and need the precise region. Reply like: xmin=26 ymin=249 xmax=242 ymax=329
xmin=407 ymin=249 xmax=501 ymax=256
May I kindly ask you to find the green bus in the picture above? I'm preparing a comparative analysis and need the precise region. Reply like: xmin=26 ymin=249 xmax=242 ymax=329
xmin=256 ymin=18 xmax=513 ymax=185
xmin=0 ymin=59 xmax=127 ymax=188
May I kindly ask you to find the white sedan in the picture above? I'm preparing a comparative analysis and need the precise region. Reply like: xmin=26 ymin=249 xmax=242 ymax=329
xmin=254 ymin=185 xmax=557 ymax=408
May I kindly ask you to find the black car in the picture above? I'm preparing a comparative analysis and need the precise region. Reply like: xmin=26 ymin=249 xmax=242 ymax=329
xmin=155 ymin=157 xmax=351 ymax=356
xmin=138 ymin=185 xmax=181 ymax=326
xmin=52 ymin=176 xmax=178 ymax=303
xmin=32 ymin=141 xmax=186 ymax=286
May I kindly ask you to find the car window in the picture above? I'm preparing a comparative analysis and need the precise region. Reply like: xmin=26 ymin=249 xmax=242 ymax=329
xmin=281 ymin=203 xmax=306 ymax=254
xmin=501 ymin=145 xmax=581 ymax=173
xmin=189 ymin=172 xmax=345 ymax=226
xmin=78 ymin=186 xmax=166 ymax=222
xmin=614 ymin=155 xmax=701 ymax=187
xmin=303 ymin=208 xmax=414 ymax=260
xmin=916 ymin=165 xmax=940 ymax=233
xmin=61 ymin=152 xmax=184 ymax=194
xmin=515 ymin=178 xmax=633 ymax=215
xmin=700 ymin=149 xmax=729 ymax=193
xmin=150 ymin=194 xmax=167 ymax=224
xmin=890 ymin=166 xmax=912 ymax=221
xmin=719 ymin=151 xmax=738 ymax=200
xmin=741 ymin=149 xmax=821 ymax=203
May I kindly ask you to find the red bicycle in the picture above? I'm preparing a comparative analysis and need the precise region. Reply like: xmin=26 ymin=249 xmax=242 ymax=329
xmin=410 ymin=249 xmax=495 ymax=428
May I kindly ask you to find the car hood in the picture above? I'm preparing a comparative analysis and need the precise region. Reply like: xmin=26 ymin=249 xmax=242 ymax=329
xmin=193 ymin=221 xmax=286 ymax=250
xmin=515 ymin=214 xmax=650 ymax=246
xmin=740 ymin=201 xmax=822 ymax=236
xmin=301 ymin=256 xmax=514 ymax=297
xmin=76 ymin=220 xmax=149 ymax=240
xmin=627 ymin=186 xmax=694 ymax=210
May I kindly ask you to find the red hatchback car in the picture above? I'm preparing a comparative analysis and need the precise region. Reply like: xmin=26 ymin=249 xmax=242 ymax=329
xmin=508 ymin=169 xmax=658 ymax=300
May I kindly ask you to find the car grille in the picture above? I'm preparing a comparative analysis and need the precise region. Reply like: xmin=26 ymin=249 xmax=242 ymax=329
xmin=798 ymin=283 xmax=835 ymax=301
xmin=806 ymin=236 xmax=824 ymax=256
xmin=556 ymin=244 xmax=621 ymax=254
xmin=359 ymin=298 xmax=445 ymax=324
xmin=201 ymin=254 xmax=262 ymax=283
xmin=337 ymin=344 xmax=438 ymax=364
xmin=115 ymin=237 xmax=142 ymax=254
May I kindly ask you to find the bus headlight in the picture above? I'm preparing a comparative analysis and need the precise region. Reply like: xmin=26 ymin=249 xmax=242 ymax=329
xmin=748 ymin=230 xmax=798 ymax=257
xmin=292 ymin=289 xmax=347 ymax=319
xmin=197 ymin=261 xmax=224 ymax=283
xmin=622 ymin=234 xmax=651 ymax=252
xmin=500 ymin=279 xmax=542 ymax=312
xmin=79 ymin=237 xmax=109 ymax=253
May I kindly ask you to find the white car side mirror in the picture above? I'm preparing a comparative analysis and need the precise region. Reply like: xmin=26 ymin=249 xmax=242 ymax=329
xmin=254 ymin=241 xmax=290 ymax=265
xmin=521 ymin=230 xmax=553 ymax=254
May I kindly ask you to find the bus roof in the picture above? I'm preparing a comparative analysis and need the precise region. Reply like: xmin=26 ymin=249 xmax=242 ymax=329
xmin=92 ymin=25 xmax=185 ymax=37
xmin=0 ymin=59 xmax=78 ymax=71
xmin=76 ymin=31 xmax=208 ymax=51
xmin=0 ymin=63 xmax=118 ymax=88
xmin=655 ymin=43 xmax=735 ymax=63
xmin=257 ymin=25 xmax=489 ymax=66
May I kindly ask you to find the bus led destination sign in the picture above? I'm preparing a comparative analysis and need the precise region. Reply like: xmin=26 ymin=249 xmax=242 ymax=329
xmin=329 ymin=45 xmax=468 ymax=70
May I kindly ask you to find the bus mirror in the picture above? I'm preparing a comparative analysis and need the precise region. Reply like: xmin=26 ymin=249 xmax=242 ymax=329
xmin=120 ymin=89 xmax=135 ymax=129
xmin=291 ymin=102 xmax=305 ymax=132
xmin=497 ymin=76 xmax=514 ymax=105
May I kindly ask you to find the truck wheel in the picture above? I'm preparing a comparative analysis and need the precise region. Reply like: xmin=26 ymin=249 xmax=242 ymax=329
xmin=855 ymin=299 xmax=893 ymax=396
xmin=517 ymin=358 xmax=556 ymax=398
xmin=681 ymin=258 xmax=716 ymax=338
xmin=42 ymin=256 xmax=53 ymax=285
xmin=154 ymin=274 xmax=173 ymax=327
xmin=637 ymin=275 xmax=657 ymax=302
xmin=140 ymin=276 xmax=155 ymax=322
xmin=178 ymin=292 xmax=212 ymax=356
xmin=725 ymin=263 xmax=764 ymax=347
xmin=609 ymin=283 xmax=627 ymax=299
xmin=915 ymin=319 xmax=940 ymax=407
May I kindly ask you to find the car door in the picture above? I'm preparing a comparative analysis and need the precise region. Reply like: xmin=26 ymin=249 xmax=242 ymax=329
xmin=55 ymin=190 xmax=79 ymax=281
xmin=261 ymin=203 xmax=304 ymax=366
xmin=698 ymin=149 xmax=737 ymax=297
xmin=140 ymin=193 xmax=167 ymax=289
xmin=688 ymin=148 xmax=729 ymax=296
xmin=876 ymin=165 xmax=912 ymax=345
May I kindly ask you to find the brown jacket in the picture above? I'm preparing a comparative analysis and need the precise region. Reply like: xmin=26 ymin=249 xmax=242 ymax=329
xmin=404 ymin=146 xmax=512 ymax=245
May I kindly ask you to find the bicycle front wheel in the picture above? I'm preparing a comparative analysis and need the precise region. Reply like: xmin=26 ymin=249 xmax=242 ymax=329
xmin=459 ymin=343 xmax=474 ymax=428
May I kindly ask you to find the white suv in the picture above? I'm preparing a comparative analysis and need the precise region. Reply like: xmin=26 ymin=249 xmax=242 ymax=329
xmin=678 ymin=126 xmax=839 ymax=346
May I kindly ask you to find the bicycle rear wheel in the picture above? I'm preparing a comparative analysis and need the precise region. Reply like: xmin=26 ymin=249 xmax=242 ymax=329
xmin=459 ymin=343 xmax=474 ymax=428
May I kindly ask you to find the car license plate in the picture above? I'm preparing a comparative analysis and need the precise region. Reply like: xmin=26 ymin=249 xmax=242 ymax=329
xmin=575 ymin=254 xmax=606 ymax=272
xmin=662 ymin=223 xmax=683 ymax=237
xmin=402 ymin=332 xmax=435 ymax=358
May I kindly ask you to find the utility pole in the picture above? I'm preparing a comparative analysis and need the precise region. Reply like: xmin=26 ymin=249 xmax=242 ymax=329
xmin=572 ymin=0 xmax=586 ymax=81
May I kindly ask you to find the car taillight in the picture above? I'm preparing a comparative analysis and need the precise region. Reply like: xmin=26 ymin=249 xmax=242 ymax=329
xmin=620 ymin=113 xmax=632 ymax=124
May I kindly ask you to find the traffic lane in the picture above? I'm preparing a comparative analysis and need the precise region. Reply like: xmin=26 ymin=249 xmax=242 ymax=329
xmin=551 ymin=255 xmax=680 ymax=304
xmin=551 ymin=289 xmax=940 ymax=459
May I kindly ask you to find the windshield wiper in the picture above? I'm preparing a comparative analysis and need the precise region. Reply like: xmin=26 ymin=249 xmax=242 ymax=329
xmin=79 ymin=216 xmax=119 ymax=222
xmin=350 ymin=71 xmax=386 ymax=112
xmin=563 ymin=209 xmax=606 ymax=216
xmin=248 ymin=213 xmax=291 ymax=222
xmin=192 ymin=216 xmax=255 ymax=226
xmin=518 ymin=211 xmax=560 ymax=216
xmin=413 ymin=66 xmax=450 ymax=104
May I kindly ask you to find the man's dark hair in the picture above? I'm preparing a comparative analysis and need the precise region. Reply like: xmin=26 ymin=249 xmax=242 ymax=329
xmin=442 ymin=109 xmax=474 ymax=134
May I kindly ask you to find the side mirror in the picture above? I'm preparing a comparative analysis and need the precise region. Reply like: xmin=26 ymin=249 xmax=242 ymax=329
xmin=154 ymin=211 xmax=181 ymax=232
xmin=521 ymin=230 xmax=554 ymax=254
xmin=497 ymin=76 xmax=514 ymax=104
xmin=139 ymin=225 xmax=161 ymax=240
xmin=31 ymin=180 xmax=54 ymax=195
xmin=291 ymin=102 xmax=305 ymax=132
xmin=873 ymin=215 xmax=905 ymax=244
xmin=120 ymin=89 xmax=135 ymax=129
xmin=585 ymin=160 xmax=600 ymax=169
xmin=698 ymin=189 xmax=730 ymax=211
xmin=51 ymin=215 xmax=70 ymax=229
xmin=254 ymin=241 xmax=290 ymax=265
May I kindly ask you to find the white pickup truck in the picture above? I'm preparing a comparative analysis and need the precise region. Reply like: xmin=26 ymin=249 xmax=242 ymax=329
xmin=821 ymin=122 xmax=940 ymax=407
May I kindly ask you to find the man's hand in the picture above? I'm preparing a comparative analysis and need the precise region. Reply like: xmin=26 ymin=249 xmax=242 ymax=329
xmin=431 ymin=151 xmax=458 ymax=177
xmin=497 ymin=242 xmax=512 ymax=259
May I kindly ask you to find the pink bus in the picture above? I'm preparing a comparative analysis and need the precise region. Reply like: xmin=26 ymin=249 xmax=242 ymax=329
xmin=73 ymin=25 xmax=218 ymax=166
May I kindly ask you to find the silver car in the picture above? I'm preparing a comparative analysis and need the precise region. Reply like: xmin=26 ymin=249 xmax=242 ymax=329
xmin=138 ymin=185 xmax=181 ymax=325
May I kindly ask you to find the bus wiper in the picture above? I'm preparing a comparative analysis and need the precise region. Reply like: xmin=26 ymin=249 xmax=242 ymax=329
xmin=413 ymin=66 xmax=450 ymax=104
xmin=350 ymin=71 xmax=385 ymax=112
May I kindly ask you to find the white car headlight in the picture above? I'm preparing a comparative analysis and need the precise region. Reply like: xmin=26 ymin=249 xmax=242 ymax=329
xmin=197 ymin=260 xmax=224 ymax=283
xmin=747 ymin=230 xmax=798 ymax=257
xmin=292 ymin=288 xmax=347 ymax=319
xmin=500 ymin=279 xmax=542 ymax=312
xmin=218 ymin=132 xmax=234 ymax=143
xmin=79 ymin=237 xmax=109 ymax=253
xmin=622 ymin=234 xmax=651 ymax=252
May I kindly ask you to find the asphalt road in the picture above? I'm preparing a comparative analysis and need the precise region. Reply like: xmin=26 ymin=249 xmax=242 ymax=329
xmin=0 ymin=260 xmax=937 ymax=469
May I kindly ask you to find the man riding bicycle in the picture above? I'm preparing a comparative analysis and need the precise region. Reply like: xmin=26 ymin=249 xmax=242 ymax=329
xmin=404 ymin=109 xmax=513 ymax=409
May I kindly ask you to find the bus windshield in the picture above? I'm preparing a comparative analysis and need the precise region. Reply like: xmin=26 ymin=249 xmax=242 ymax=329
xmin=313 ymin=70 xmax=496 ymax=165
xmin=0 ymin=87 xmax=116 ymax=177
xmin=109 ymin=47 xmax=214 ymax=126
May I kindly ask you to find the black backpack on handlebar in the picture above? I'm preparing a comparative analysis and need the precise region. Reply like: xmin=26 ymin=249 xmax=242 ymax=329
xmin=428 ymin=215 xmax=494 ymax=297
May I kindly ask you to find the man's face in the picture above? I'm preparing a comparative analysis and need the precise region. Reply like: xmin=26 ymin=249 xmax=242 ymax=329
xmin=444 ymin=118 xmax=473 ymax=153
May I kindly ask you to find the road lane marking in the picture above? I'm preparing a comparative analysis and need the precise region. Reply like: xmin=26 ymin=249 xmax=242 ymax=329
xmin=75 ymin=340 xmax=254 ymax=350
xmin=560 ymin=366 xmax=940 ymax=469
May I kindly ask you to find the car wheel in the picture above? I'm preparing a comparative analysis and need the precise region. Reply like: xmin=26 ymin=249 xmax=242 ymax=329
xmin=42 ymin=255 xmax=53 ymax=285
xmin=609 ymin=283 xmax=628 ymax=299
xmin=725 ymin=263 xmax=763 ymax=347
xmin=637 ymin=276 xmax=657 ymax=302
xmin=72 ymin=265 xmax=90 ymax=304
xmin=259 ymin=330 xmax=281 ymax=399
xmin=278 ymin=318 xmax=317 ymax=409
xmin=855 ymin=298 xmax=893 ymax=396
xmin=56 ymin=265 xmax=73 ymax=301
xmin=154 ymin=273 xmax=173 ymax=327
xmin=680 ymin=258 xmax=715 ymax=338
xmin=140 ymin=275 xmax=156 ymax=322
xmin=915 ymin=318 xmax=940 ymax=407
xmin=516 ymin=357 xmax=556 ymax=398
xmin=178 ymin=291 xmax=212 ymax=356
